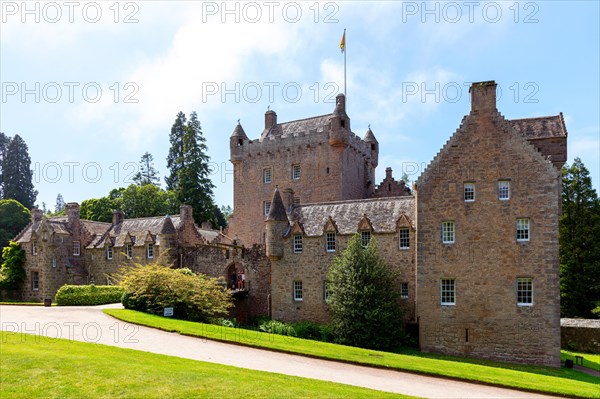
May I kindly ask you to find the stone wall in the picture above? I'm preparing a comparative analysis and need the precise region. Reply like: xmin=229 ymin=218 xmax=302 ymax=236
xmin=561 ymin=319 xmax=600 ymax=353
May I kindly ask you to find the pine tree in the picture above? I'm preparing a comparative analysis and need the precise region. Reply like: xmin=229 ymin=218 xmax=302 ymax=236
xmin=2 ymin=135 xmax=37 ymax=209
xmin=134 ymin=152 xmax=160 ymax=186
xmin=55 ymin=193 xmax=66 ymax=213
xmin=0 ymin=132 xmax=9 ymax=198
xmin=165 ymin=112 xmax=187 ymax=190
xmin=560 ymin=158 xmax=600 ymax=318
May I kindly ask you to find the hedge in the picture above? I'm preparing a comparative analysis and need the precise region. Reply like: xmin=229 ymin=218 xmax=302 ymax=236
xmin=55 ymin=285 xmax=125 ymax=306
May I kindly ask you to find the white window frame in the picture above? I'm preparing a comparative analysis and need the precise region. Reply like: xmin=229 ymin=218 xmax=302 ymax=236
xmin=498 ymin=180 xmax=510 ymax=200
xmin=442 ymin=221 xmax=455 ymax=244
xmin=516 ymin=218 xmax=530 ymax=242
xmin=401 ymin=282 xmax=409 ymax=299
xmin=125 ymin=243 xmax=133 ymax=259
xmin=441 ymin=279 xmax=455 ymax=305
xmin=293 ymin=280 xmax=303 ymax=301
xmin=32 ymin=240 xmax=38 ymax=256
xmin=517 ymin=277 xmax=533 ymax=306
xmin=361 ymin=231 xmax=371 ymax=248
xmin=264 ymin=201 xmax=271 ymax=216
xmin=263 ymin=167 xmax=272 ymax=184
xmin=293 ymin=234 xmax=303 ymax=253
xmin=324 ymin=281 xmax=331 ymax=303
xmin=31 ymin=271 xmax=39 ymax=291
xmin=73 ymin=241 xmax=80 ymax=256
xmin=325 ymin=232 xmax=336 ymax=252
xmin=147 ymin=243 xmax=154 ymax=259
xmin=106 ymin=246 xmax=113 ymax=260
xmin=464 ymin=182 xmax=475 ymax=202
xmin=292 ymin=164 xmax=301 ymax=180
xmin=399 ymin=228 xmax=410 ymax=250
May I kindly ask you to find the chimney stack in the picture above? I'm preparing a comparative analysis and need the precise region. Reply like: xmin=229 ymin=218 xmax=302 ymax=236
xmin=66 ymin=203 xmax=80 ymax=227
xmin=265 ymin=110 xmax=277 ymax=129
xmin=32 ymin=209 xmax=43 ymax=223
xmin=112 ymin=210 xmax=125 ymax=225
xmin=180 ymin=205 xmax=194 ymax=224
xmin=469 ymin=81 xmax=497 ymax=113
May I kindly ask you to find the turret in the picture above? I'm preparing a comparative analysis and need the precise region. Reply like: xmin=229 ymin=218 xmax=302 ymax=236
xmin=265 ymin=187 xmax=289 ymax=260
xmin=230 ymin=121 xmax=248 ymax=162
xmin=363 ymin=126 xmax=379 ymax=168
xmin=328 ymin=94 xmax=350 ymax=148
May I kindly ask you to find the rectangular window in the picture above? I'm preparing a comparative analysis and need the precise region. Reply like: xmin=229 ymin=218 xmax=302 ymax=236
xmin=293 ymin=197 xmax=300 ymax=205
xmin=126 ymin=244 xmax=133 ymax=259
xmin=293 ymin=234 xmax=303 ymax=253
xmin=324 ymin=281 xmax=331 ymax=303
xmin=147 ymin=243 xmax=154 ymax=259
xmin=517 ymin=278 xmax=533 ymax=306
xmin=464 ymin=182 xmax=475 ymax=202
xmin=292 ymin=164 xmax=301 ymax=180
xmin=441 ymin=279 xmax=455 ymax=305
xmin=516 ymin=218 xmax=530 ymax=242
xmin=32 ymin=240 xmax=38 ymax=255
xmin=442 ymin=221 xmax=455 ymax=244
xmin=106 ymin=246 xmax=113 ymax=260
xmin=325 ymin=232 xmax=336 ymax=252
xmin=51 ymin=259 xmax=57 ymax=268
xmin=73 ymin=241 xmax=80 ymax=256
xmin=263 ymin=168 xmax=272 ymax=184
xmin=401 ymin=282 xmax=409 ymax=299
xmin=264 ymin=201 xmax=271 ymax=216
xmin=293 ymin=280 xmax=303 ymax=301
xmin=399 ymin=228 xmax=410 ymax=249
xmin=31 ymin=271 xmax=39 ymax=291
xmin=498 ymin=180 xmax=510 ymax=200
xmin=361 ymin=231 xmax=371 ymax=248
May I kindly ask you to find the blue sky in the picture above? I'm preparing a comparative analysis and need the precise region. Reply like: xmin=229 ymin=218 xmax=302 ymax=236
xmin=1 ymin=1 xmax=598 ymax=211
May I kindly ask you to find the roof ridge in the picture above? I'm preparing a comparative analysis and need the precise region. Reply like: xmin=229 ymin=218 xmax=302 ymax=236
xmin=300 ymin=196 xmax=415 ymax=207
xmin=509 ymin=114 xmax=561 ymax=122
xmin=279 ymin=113 xmax=331 ymax=125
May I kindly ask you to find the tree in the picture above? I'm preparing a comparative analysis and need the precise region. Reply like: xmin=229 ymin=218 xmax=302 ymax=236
xmin=165 ymin=112 xmax=187 ymax=191
xmin=0 ymin=132 xmax=9 ymax=198
xmin=560 ymin=158 xmax=600 ymax=318
xmin=55 ymin=193 xmax=66 ymax=214
xmin=0 ymin=199 xmax=31 ymax=255
xmin=0 ymin=242 xmax=26 ymax=290
xmin=80 ymin=197 xmax=117 ymax=223
xmin=120 ymin=184 xmax=178 ymax=219
xmin=133 ymin=152 xmax=160 ymax=186
xmin=327 ymin=234 xmax=404 ymax=350
xmin=213 ymin=205 xmax=227 ymax=229
xmin=2 ymin=135 xmax=37 ymax=209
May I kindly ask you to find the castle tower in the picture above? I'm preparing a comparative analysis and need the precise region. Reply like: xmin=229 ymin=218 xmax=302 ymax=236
xmin=265 ymin=187 xmax=288 ymax=260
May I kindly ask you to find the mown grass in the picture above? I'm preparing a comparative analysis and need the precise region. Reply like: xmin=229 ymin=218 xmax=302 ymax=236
xmin=0 ymin=331 xmax=415 ymax=399
xmin=105 ymin=309 xmax=600 ymax=398
xmin=0 ymin=300 xmax=54 ymax=306
xmin=561 ymin=350 xmax=600 ymax=371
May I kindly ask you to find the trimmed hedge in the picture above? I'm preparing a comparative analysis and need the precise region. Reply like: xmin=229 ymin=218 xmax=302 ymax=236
xmin=55 ymin=285 xmax=125 ymax=306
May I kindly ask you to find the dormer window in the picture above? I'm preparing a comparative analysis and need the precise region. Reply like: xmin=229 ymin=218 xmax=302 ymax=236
xmin=73 ymin=241 xmax=80 ymax=256
xmin=32 ymin=241 xmax=38 ymax=256
xmin=360 ymin=231 xmax=371 ymax=248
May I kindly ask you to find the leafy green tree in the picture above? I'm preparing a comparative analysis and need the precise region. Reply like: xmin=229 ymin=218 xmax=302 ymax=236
xmin=0 ymin=199 xmax=31 ymax=255
xmin=560 ymin=158 xmax=600 ymax=318
xmin=80 ymin=197 xmax=118 ymax=223
xmin=2 ymin=135 xmax=37 ymax=208
xmin=0 ymin=132 xmax=9 ymax=198
xmin=213 ymin=205 xmax=227 ymax=229
xmin=55 ymin=193 xmax=66 ymax=214
xmin=327 ymin=234 xmax=404 ymax=350
xmin=165 ymin=112 xmax=187 ymax=191
xmin=0 ymin=242 xmax=26 ymax=289
xmin=120 ymin=184 xmax=178 ymax=219
xmin=220 ymin=205 xmax=233 ymax=221
xmin=134 ymin=152 xmax=160 ymax=186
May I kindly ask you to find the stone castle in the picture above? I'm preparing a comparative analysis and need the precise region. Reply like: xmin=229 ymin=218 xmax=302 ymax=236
xmin=15 ymin=81 xmax=567 ymax=366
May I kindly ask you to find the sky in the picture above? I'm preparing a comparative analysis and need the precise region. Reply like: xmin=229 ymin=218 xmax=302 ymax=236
xmin=1 ymin=0 xmax=599 ymax=212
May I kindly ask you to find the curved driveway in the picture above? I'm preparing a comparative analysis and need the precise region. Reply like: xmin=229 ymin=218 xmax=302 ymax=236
xmin=0 ymin=305 xmax=559 ymax=399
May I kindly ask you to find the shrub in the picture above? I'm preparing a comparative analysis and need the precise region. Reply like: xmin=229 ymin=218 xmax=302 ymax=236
xmin=258 ymin=320 xmax=296 ymax=336
xmin=0 ymin=242 xmax=26 ymax=290
xmin=118 ymin=263 xmax=233 ymax=323
xmin=55 ymin=285 xmax=125 ymax=306
xmin=293 ymin=320 xmax=332 ymax=342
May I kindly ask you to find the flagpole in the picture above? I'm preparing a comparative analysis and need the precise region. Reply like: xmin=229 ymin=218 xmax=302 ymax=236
xmin=343 ymin=28 xmax=347 ymax=100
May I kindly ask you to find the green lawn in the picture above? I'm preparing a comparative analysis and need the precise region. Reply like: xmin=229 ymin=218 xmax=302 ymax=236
xmin=105 ymin=309 xmax=600 ymax=398
xmin=0 ymin=331 xmax=415 ymax=399
xmin=562 ymin=350 xmax=600 ymax=371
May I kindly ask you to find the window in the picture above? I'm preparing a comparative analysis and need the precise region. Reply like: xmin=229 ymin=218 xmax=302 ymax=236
xmin=293 ymin=234 xmax=303 ymax=253
xmin=401 ymin=282 xmax=409 ymax=299
xmin=516 ymin=218 xmax=530 ymax=242
xmin=293 ymin=280 xmax=303 ymax=301
xmin=361 ymin=231 xmax=371 ymax=248
xmin=264 ymin=201 xmax=271 ymax=216
xmin=147 ymin=243 xmax=154 ymax=259
xmin=73 ymin=241 xmax=80 ymax=256
xmin=293 ymin=197 xmax=300 ymax=205
xmin=31 ymin=271 xmax=39 ymax=291
xmin=517 ymin=278 xmax=533 ymax=306
xmin=263 ymin=168 xmax=272 ymax=184
xmin=399 ymin=228 xmax=410 ymax=249
xmin=51 ymin=259 xmax=57 ymax=268
xmin=498 ymin=180 xmax=510 ymax=200
xmin=441 ymin=279 xmax=455 ymax=305
xmin=125 ymin=244 xmax=133 ymax=259
xmin=106 ymin=246 xmax=113 ymax=260
xmin=324 ymin=281 xmax=331 ymax=303
xmin=464 ymin=183 xmax=475 ymax=202
xmin=292 ymin=164 xmax=301 ymax=180
xmin=442 ymin=221 xmax=455 ymax=244
xmin=325 ymin=232 xmax=336 ymax=252
xmin=32 ymin=240 xmax=38 ymax=255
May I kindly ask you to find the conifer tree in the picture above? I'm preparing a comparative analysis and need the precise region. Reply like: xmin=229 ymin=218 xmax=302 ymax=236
xmin=165 ymin=112 xmax=187 ymax=190
xmin=2 ymin=135 xmax=37 ymax=209
xmin=0 ymin=132 xmax=9 ymax=198
xmin=55 ymin=193 xmax=66 ymax=213
xmin=134 ymin=152 xmax=160 ymax=186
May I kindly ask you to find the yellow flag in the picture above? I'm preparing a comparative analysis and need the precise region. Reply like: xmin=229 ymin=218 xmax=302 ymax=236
xmin=340 ymin=31 xmax=345 ymax=53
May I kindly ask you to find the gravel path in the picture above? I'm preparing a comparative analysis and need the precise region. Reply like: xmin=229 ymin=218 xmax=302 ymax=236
xmin=0 ymin=304 xmax=561 ymax=399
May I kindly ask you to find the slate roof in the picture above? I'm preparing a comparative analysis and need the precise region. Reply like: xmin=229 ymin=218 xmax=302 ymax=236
xmin=510 ymin=113 xmax=567 ymax=139
xmin=261 ymin=114 xmax=331 ymax=140
xmin=289 ymin=196 xmax=415 ymax=237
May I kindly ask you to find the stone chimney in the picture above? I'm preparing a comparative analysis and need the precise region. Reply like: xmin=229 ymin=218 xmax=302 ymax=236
xmin=66 ymin=202 xmax=80 ymax=227
xmin=265 ymin=109 xmax=277 ymax=129
xmin=385 ymin=167 xmax=393 ymax=179
xmin=32 ymin=208 xmax=43 ymax=223
xmin=180 ymin=205 xmax=194 ymax=224
xmin=112 ymin=210 xmax=125 ymax=225
xmin=469 ymin=81 xmax=497 ymax=113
